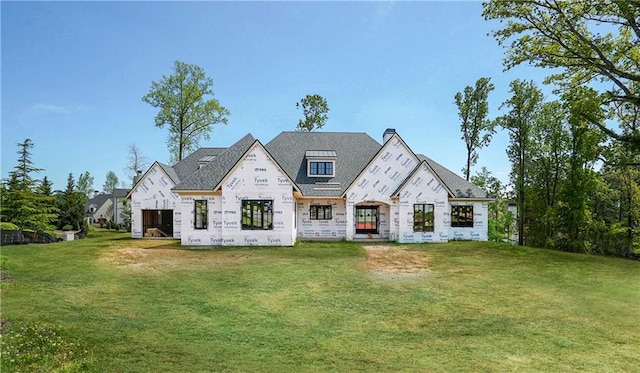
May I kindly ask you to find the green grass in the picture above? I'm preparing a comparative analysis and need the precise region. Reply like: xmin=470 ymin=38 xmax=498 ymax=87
xmin=1 ymin=232 xmax=639 ymax=372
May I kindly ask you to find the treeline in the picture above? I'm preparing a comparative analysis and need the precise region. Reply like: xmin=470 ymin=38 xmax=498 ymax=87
xmin=2 ymin=139 xmax=106 ymax=236
xmin=460 ymin=1 xmax=640 ymax=257
xmin=470 ymin=81 xmax=638 ymax=257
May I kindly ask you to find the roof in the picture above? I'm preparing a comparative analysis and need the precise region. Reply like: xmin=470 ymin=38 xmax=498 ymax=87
xmin=173 ymin=134 xmax=257 ymax=191
xmin=305 ymin=150 xmax=337 ymax=158
xmin=266 ymin=131 xmax=381 ymax=197
xmin=417 ymin=154 xmax=491 ymax=199
xmin=172 ymin=147 xmax=227 ymax=181
xmin=84 ymin=189 xmax=129 ymax=215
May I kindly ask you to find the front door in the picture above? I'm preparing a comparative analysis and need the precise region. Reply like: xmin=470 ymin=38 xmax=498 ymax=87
xmin=355 ymin=206 xmax=378 ymax=234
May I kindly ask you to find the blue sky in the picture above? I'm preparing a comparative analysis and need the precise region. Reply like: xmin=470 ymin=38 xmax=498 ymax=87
xmin=2 ymin=1 xmax=553 ymax=192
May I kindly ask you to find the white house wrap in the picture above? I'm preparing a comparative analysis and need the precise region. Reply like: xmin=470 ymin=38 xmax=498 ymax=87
xmin=128 ymin=130 xmax=493 ymax=246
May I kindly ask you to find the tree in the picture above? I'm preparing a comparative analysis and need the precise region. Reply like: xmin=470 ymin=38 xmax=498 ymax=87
xmin=471 ymin=167 xmax=514 ymax=242
xmin=296 ymin=94 xmax=329 ymax=132
xmin=77 ymin=171 xmax=94 ymax=199
xmin=482 ymin=0 xmax=640 ymax=150
xmin=526 ymin=100 xmax=570 ymax=247
xmin=38 ymin=176 xmax=54 ymax=196
xmin=1 ymin=139 xmax=57 ymax=231
xmin=57 ymin=173 xmax=88 ymax=231
xmin=454 ymin=77 xmax=495 ymax=180
xmin=124 ymin=143 xmax=149 ymax=185
xmin=103 ymin=171 xmax=119 ymax=223
xmin=142 ymin=61 xmax=230 ymax=163
xmin=496 ymin=80 xmax=544 ymax=246
xmin=103 ymin=171 xmax=119 ymax=195
xmin=559 ymin=87 xmax=607 ymax=252
xmin=11 ymin=139 xmax=41 ymax=189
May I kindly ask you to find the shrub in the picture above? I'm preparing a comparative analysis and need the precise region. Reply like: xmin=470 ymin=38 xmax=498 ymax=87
xmin=62 ymin=224 xmax=74 ymax=231
xmin=0 ymin=222 xmax=20 ymax=231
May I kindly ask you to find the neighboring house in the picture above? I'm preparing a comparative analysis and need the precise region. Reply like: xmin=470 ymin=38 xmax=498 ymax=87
xmin=85 ymin=189 xmax=129 ymax=225
xmin=128 ymin=129 xmax=492 ymax=246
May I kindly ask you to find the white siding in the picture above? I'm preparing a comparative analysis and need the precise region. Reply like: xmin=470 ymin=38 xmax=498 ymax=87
xmin=129 ymin=163 xmax=181 ymax=238
xmin=344 ymin=135 xmax=418 ymax=239
xmin=296 ymin=199 xmax=347 ymax=239
xmin=180 ymin=144 xmax=296 ymax=246
xmin=448 ymin=201 xmax=489 ymax=241
xmin=395 ymin=163 xmax=450 ymax=243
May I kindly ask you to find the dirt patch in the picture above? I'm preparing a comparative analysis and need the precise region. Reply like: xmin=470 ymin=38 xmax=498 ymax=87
xmin=0 ymin=270 xmax=11 ymax=282
xmin=364 ymin=245 xmax=429 ymax=278
xmin=100 ymin=247 xmax=255 ymax=271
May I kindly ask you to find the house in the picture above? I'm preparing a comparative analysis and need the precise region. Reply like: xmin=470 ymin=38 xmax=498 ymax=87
xmin=85 ymin=189 xmax=129 ymax=226
xmin=128 ymin=129 xmax=492 ymax=245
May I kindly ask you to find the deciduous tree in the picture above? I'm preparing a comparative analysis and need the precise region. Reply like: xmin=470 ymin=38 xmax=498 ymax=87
xmin=103 ymin=171 xmax=119 ymax=195
xmin=496 ymin=80 xmax=544 ymax=246
xmin=142 ymin=61 xmax=230 ymax=163
xmin=124 ymin=143 xmax=149 ymax=185
xmin=483 ymin=0 xmax=640 ymax=150
xmin=77 ymin=171 xmax=94 ymax=199
xmin=455 ymin=77 xmax=495 ymax=180
xmin=296 ymin=94 xmax=329 ymax=132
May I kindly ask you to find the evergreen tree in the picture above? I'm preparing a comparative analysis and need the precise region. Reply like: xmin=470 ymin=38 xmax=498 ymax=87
xmin=57 ymin=173 xmax=88 ymax=231
xmin=1 ymin=139 xmax=57 ymax=231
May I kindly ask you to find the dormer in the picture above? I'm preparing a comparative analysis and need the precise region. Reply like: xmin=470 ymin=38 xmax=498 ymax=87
xmin=306 ymin=150 xmax=336 ymax=178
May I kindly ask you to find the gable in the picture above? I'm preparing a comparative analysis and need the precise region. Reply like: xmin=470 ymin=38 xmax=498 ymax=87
xmin=393 ymin=160 xmax=451 ymax=211
xmin=417 ymin=155 xmax=491 ymax=199
xmin=344 ymin=133 xmax=419 ymax=203
xmin=220 ymin=142 xmax=296 ymax=193
xmin=130 ymin=162 xmax=179 ymax=206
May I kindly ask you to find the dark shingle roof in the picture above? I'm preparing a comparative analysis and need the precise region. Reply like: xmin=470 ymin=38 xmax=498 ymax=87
xmin=157 ymin=162 xmax=179 ymax=184
xmin=173 ymin=134 xmax=257 ymax=191
xmin=172 ymin=147 xmax=227 ymax=181
xmin=266 ymin=131 xmax=381 ymax=197
xmin=84 ymin=189 xmax=129 ymax=215
xmin=417 ymin=154 xmax=491 ymax=199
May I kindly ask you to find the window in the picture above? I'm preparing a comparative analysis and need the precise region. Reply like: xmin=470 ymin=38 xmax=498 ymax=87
xmin=194 ymin=200 xmax=208 ymax=229
xmin=242 ymin=200 xmax=273 ymax=230
xmin=310 ymin=205 xmax=332 ymax=220
xmin=309 ymin=161 xmax=334 ymax=176
xmin=413 ymin=204 xmax=434 ymax=232
xmin=451 ymin=205 xmax=473 ymax=227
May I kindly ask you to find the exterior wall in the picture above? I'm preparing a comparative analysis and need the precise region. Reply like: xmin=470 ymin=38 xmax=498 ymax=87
xmin=296 ymin=199 xmax=347 ymax=239
xmin=129 ymin=163 xmax=181 ymax=238
xmin=344 ymin=135 xmax=418 ymax=239
xmin=179 ymin=194 xmax=222 ymax=245
xmin=180 ymin=144 xmax=296 ymax=246
xmin=448 ymin=200 xmax=489 ymax=241
xmin=394 ymin=163 xmax=450 ymax=243
xmin=93 ymin=201 xmax=111 ymax=224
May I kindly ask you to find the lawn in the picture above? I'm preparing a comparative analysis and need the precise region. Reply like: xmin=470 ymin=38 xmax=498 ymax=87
xmin=1 ymin=231 xmax=639 ymax=372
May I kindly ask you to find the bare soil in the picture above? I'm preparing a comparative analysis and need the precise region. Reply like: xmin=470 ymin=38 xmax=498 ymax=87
xmin=100 ymin=245 xmax=430 ymax=279
xmin=363 ymin=245 xmax=430 ymax=278
xmin=100 ymin=247 xmax=255 ymax=271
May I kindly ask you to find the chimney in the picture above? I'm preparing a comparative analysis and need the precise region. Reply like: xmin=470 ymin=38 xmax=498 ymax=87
xmin=383 ymin=128 xmax=396 ymax=143
xmin=93 ymin=190 xmax=99 ymax=198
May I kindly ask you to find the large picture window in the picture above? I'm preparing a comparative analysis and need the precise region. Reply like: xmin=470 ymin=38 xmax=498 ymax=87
xmin=309 ymin=161 xmax=334 ymax=176
xmin=242 ymin=200 xmax=273 ymax=230
xmin=310 ymin=205 xmax=332 ymax=220
xmin=451 ymin=205 xmax=473 ymax=228
xmin=194 ymin=200 xmax=208 ymax=229
xmin=413 ymin=204 xmax=434 ymax=232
